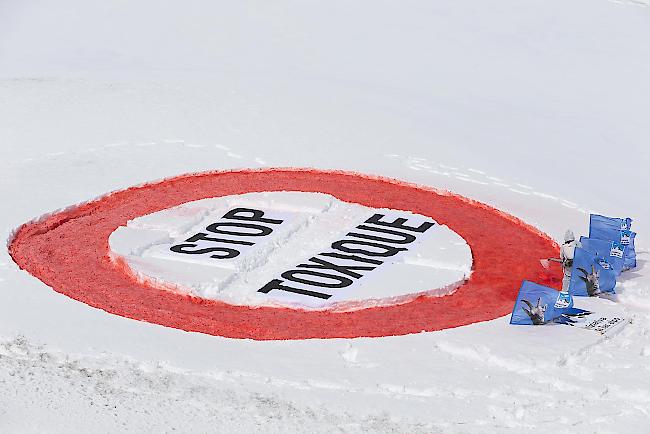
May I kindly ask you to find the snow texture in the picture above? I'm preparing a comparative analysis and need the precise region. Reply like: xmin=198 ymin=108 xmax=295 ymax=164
xmin=109 ymin=192 xmax=471 ymax=309
xmin=1 ymin=0 xmax=650 ymax=432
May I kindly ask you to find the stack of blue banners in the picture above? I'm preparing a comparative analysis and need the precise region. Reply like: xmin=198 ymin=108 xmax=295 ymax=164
xmin=511 ymin=213 xmax=638 ymax=326
xmin=588 ymin=214 xmax=636 ymax=270
xmin=566 ymin=214 xmax=638 ymax=297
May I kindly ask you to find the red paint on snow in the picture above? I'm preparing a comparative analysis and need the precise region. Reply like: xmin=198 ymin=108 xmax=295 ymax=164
xmin=8 ymin=169 xmax=562 ymax=340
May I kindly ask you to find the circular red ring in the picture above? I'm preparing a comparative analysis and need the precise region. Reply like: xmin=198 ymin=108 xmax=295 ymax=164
xmin=9 ymin=168 xmax=561 ymax=340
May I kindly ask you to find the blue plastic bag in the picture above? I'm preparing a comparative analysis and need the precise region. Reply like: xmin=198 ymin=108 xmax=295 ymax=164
xmin=568 ymin=247 xmax=616 ymax=297
xmin=589 ymin=214 xmax=636 ymax=269
xmin=579 ymin=237 xmax=627 ymax=276
xmin=510 ymin=281 xmax=590 ymax=325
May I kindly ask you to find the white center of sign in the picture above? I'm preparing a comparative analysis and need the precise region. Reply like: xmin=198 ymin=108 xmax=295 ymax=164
xmin=109 ymin=192 xmax=473 ymax=310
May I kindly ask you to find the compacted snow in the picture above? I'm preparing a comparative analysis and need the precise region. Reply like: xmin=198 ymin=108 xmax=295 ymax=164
xmin=109 ymin=192 xmax=472 ymax=309
xmin=1 ymin=0 xmax=650 ymax=432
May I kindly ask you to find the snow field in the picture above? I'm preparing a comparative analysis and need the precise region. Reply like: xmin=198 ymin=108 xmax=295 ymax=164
xmin=2 ymin=0 xmax=650 ymax=431
xmin=1 ymin=142 xmax=644 ymax=432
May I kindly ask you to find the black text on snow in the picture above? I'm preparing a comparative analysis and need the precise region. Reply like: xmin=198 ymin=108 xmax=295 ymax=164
xmin=258 ymin=213 xmax=435 ymax=300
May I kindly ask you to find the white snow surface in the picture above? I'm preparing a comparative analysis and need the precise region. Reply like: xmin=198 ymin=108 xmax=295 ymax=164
xmin=1 ymin=0 xmax=650 ymax=432
xmin=110 ymin=192 xmax=471 ymax=309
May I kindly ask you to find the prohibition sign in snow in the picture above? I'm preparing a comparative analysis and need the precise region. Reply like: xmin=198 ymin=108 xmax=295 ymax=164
xmin=9 ymin=168 xmax=561 ymax=340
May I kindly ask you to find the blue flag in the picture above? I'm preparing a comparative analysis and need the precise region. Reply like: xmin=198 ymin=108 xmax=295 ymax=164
xmin=510 ymin=281 xmax=588 ymax=325
xmin=579 ymin=237 xmax=627 ymax=276
xmin=569 ymin=247 xmax=616 ymax=297
xmin=589 ymin=214 xmax=636 ymax=269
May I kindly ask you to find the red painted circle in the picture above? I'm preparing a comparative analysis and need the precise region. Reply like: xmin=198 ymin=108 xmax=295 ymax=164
xmin=9 ymin=169 xmax=561 ymax=340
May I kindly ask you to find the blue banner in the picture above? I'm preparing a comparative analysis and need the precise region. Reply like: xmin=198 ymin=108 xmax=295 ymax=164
xmin=589 ymin=214 xmax=632 ymax=232
xmin=510 ymin=281 xmax=588 ymax=325
xmin=588 ymin=214 xmax=636 ymax=269
xmin=568 ymin=247 xmax=616 ymax=297
xmin=621 ymin=230 xmax=637 ymax=270
xmin=579 ymin=237 xmax=627 ymax=276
